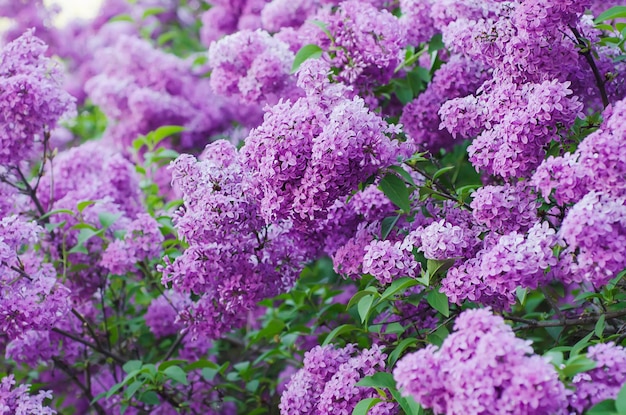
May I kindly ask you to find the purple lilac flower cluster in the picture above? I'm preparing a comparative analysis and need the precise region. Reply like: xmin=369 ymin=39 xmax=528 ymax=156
xmin=569 ymin=343 xmax=626 ymax=413
xmin=280 ymin=344 xmax=396 ymax=414
xmin=161 ymin=140 xmax=313 ymax=339
xmin=243 ymin=62 xmax=402 ymax=226
xmin=0 ymin=375 xmax=55 ymax=414
xmin=0 ymin=30 xmax=75 ymax=166
xmin=393 ymin=308 xmax=568 ymax=415
xmin=208 ymin=29 xmax=298 ymax=105
xmin=441 ymin=221 xmax=557 ymax=308
xmin=0 ymin=215 xmax=70 ymax=340
xmin=85 ymin=35 xmax=236 ymax=151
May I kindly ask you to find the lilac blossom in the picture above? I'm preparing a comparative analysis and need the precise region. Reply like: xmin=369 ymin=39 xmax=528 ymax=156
xmin=0 ymin=30 xmax=75 ymax=165
xmin=208 ymin=29 xmax=298 ymax=105
xmin=569 ymin=343 xmax=626 ymax=414
xmin=393 ymin=308 xmax=568 ymax=415
xmin=441 ymin=221 xmax=558 ymax=308
xmin=0 ymin=375 xmax=55 ymax=415
xmin=556 ymin=191 xmax=626 ymax=287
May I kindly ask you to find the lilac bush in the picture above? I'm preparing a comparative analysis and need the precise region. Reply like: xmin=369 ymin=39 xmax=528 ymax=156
xmin=0 ymin=0 xmax=626 ymax=414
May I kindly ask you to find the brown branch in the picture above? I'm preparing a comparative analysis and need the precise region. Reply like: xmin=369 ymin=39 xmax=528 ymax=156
xmin=51 ymin=327 xmax=125 ymax=364
xmin=506 ymin=309 xmax=626 ymax=331
xmin=569 ymin=25 xmax=610 ymax=108
xmin=52 ymin=357 xmax=107 ymax=415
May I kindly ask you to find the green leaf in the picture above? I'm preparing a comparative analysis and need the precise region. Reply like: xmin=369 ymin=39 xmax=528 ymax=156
xmin=427 ymin=290 xmax=449 ymax=317
xmin=142 ymin=7 xmax=165 ymax=19
xmin=562 ymin=354 xmax=597 ymax=377
xmin=352 ymin=397 xmax=382 ymax=415
xmin=98 ymin=212 xmax=122 ymax=230
xmin=426 ymin=258 xmax=456 ymax=278
xmin=356 ymin=372 xmax=395 ymax=389
xmin=397 ymin=395 xmax=423 ymax=415
xmin=432 ymin=166 xmax=455 ymax=181
xmin=45 ymin=221 xmax=66 ymax=232
xmin=159 ymin=360 xmax=187 ymax=371
xmin=77 ymin=200 xmax=96 ymax=213
xmin=516 ymin=287 xmax=528 ymax=305
xmin=358 ymin=294 xmax=376 ymax=324
xmin=105 ymin=381 xmax=125 ymax=399
xmin=151 ymin=125 xmax=185 ymax=146
xmin=571 ymin=331 xmax=595 ymax=357
xmin=38 ymin=208 xmax=74 ymax=221
xmin=544 ymin=350 xmax=564 ymax=368
xmin=185 ymin=359 xmax=218 ymax=372
xmin=616 ymin=383 xmax=626 ymax=414
xmin=379 ymin=173 xmax=411 ymax=213
xmin=291 ymin=44 xmax=324 ymax=73
xmin=393 ymin=78 xmax=414 ymax=105
xmin=163 ymin=365 xmax=189 ymax=386
xmin=347 ymin=287 xmax=380 ymax=310
xmin=587 ymin=399 xmax=618 ymax=415
xmin=123 ymin=360 xmax=143 ymax=374
xmin=595 ymin=6 xmax=626 ymax=23
xmin=428 ymin=33 xmax=445 ymax=53
xmin=255 ymin=318 xmax=285 ymax=340
xmin=109 ymin=14 xmax=134 ymax=23
xmin=139 ymin=390 xmax=160 ymax=405
xmin=69 ymin=228 xmax=102 ymax=254
xmin=388 ymin=165 xmax=416 ymax=186
xmin=310 ymin=20 xmax=333 ymax=39
xmin=322 ymin=324 xmax=359 ymax=346
xmin=124 ymin=380 xmax=143 ymax=400
xmin=380 ymin=215 xmax=400 ymax=240
xmin=388 ymin=338 xmax=418 ymax=367
xmin=595 ymin=314 xmax=606 ymax=339
xmin=379 ymin=278 xmax=419 ymax=302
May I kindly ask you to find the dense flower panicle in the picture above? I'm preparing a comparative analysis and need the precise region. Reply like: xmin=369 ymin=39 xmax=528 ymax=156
xmin=569 ymin=343 xmax=626 ymax=413
xmin=100 ymin=213 xmax=164 ymax=275
xmin=401 ymin=55 xmax=488 ymax=152
xmin=280 ymin=344 xmax=396 ymax=415
xmin=0 ymin=30 xmax=76 ymax=165
xmin=5 ymin=301 xmax=95 ymax=366
xmin=470 ymin=182 xmax=539 ymax=233
xmin=362 ymin=238 xmax=420 ymax=284
xmin=279 ymin=345 xmax=355 ymax=414
xmin=393 ymin=308 xmax=567 ymax=415
xmin=37 ymin=141 xmax=143 ymax=218
xmin=417 ymin=219 xmax=480 ymax=261
xmin=260 ymin=0 xmax=320 ymax=32
xmin=208 ymin=30 xmax=298 ymax=105
xmin=163 ymin=140 xmax=313 ymax=339
xmin=531 ymin=153 xmax=589 ymax=206
xmin=399 ymin=0 xmax=436 ymax=46
xmin=443 ymin=79 xmax=583 ymax=178
xmin=144 ymin=290 xmax=190 ymax=338
xmin=0 ymin=375 xmax=55 ymax=415
xmin=0 ymin=216 xmax=70 ymax=340
xmin=317 ymin=185 xmax=395 ymax=256
xmin=556 ymin=192 xmax=626 ymax=286
xmin=318 ymin=345 xmax=397 ymax=414
xmin=307 ymin=0 xmax=405 ymax=89
xmin=441 ymin=221 xmax=557 ymax=308
xmin=333 ymin=222 xmax=378 ymax=279
xmin=243 ymin=72 xmax=400 ymax=225
xmin=199 ymin=0 xmax=269 ymax=46
xmin=576 ymin=98 xmax=626 ymax=198
xmin=85 ymin=35 xmax=232 ymax=150
xmin=34 ymin=141 xmax=145 ymax=297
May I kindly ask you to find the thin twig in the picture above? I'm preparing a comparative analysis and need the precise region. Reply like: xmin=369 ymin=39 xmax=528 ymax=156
xmin=569 ymin=25 xmax=610 ymax=108
xmin=52 ymin=357 xmax=107 ymax=415
xmin=506 ymin=309 xmax=626 ymax=331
